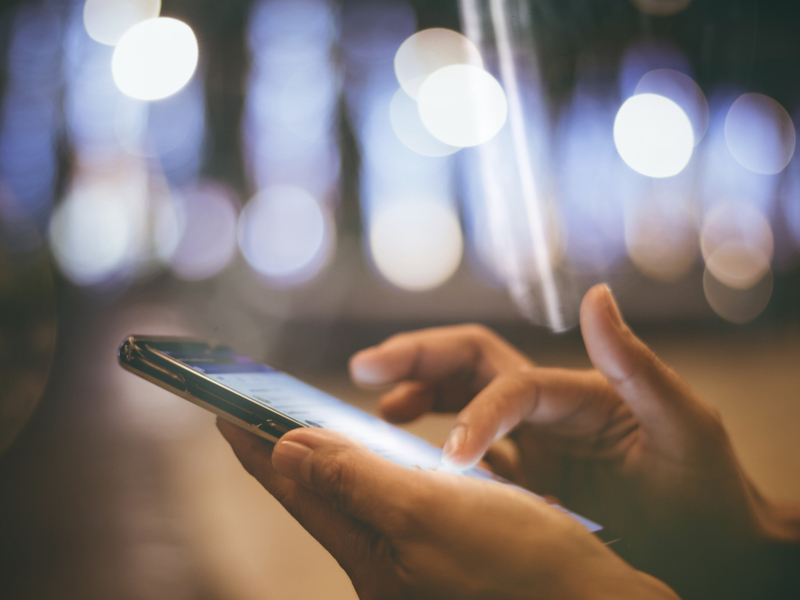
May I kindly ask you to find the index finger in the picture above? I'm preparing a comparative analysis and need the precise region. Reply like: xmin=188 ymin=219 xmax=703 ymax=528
xmin=349 ymin=324 xmax=526 ymax=389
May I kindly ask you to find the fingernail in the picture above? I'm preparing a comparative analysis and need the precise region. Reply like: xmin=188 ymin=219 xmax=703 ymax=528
xmin=350 ymin=355 xmax=389 ymax=385
xmin=601 ymin=284 xmax=624 ymax=328
xmin=272 ymin=441 xmax=314 ymax=486
xmin=442 ymin=424 xmax=468 ymax=469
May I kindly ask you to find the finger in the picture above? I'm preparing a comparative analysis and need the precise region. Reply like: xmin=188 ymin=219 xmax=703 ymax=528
xmin=270 ymin=426 xmax=426 ymax=537
xmin=441 ymin=368 xmax=613 ymax=469
xmin=216 ymin=419 xmax=393 ymax=581
xmin=349 ymin=324 xmax=521 ymax=388
xmin=378 ymin=381 xmax=436 ymax=423
xmin=579 ymin=284 xmax=719 ymax=442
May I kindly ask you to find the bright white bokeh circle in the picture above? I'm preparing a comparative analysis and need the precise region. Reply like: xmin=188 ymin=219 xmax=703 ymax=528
xmin=389 ymin=87 xmax=459 ymax=157
xmin=369 ymin=200 xmax=463 ymax=291
xmin=614 ymin=93 xmax=694 ymax=178
xmin=112 ymin=17 xmax=199 ymax=101
xmin=238 ymin=185 xmax=332 ymax=283
xmin=83 ymin=0 xmax=161 ymax=46
xmin=49 ymin=188 xmax=132 ymax=285
xmin=394 ymin=28 xmax=483 ymax=100
xmin=724 ymin=93 xmax=795 ymax=175
xmin=635 ymin=69 xmax=708 ymax=145
xmin=417 ymin=64 xmax=508 ymax=148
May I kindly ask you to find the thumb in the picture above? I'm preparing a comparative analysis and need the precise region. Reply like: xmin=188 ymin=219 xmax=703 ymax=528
xmin=271 ymin=428 xmax=419 ymax=535
xmin=580 ymin=284 xmax=712 ymax=441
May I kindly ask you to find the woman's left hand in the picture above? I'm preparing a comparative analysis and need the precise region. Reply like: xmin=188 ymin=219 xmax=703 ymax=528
xmin=218 ymin=421 xmax=678 ymax=600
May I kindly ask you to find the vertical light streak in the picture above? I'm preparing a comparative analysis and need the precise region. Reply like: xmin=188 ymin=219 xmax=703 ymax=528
xmin=488 ymin=0 xmax=564 ymax=330
xmin=459 ymin=0 xmax=535 ymax=320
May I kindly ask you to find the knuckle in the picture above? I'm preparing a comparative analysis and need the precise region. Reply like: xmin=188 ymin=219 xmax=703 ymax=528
xmin=460 ymin=322 xmax=495 ymax=342
xmin=461 ymin=324 xmax=506 ymax=357
xmin=313 ymin=448 xmax=357 ymax=513
xmin=383 ymin=331 xmax=413 ymax=348
xmin=388 ymin=483 xmax=430 ymax=537
xmin=514 ymin=364 xmax=538 ymax=386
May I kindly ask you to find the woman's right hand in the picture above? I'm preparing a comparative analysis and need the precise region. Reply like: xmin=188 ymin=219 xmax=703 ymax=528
xmin=349 ymin=285 xmax=796 ymax=598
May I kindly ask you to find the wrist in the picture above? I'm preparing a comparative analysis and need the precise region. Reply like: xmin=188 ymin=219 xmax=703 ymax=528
xmin=560 ymin=551 xmax=679 ymax=600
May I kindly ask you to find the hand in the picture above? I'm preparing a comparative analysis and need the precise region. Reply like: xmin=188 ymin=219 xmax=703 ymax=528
xmin=349 ymin=285 xmax=796 ymax=598
xmin=217 ymin=421 xmax=678 ymax=600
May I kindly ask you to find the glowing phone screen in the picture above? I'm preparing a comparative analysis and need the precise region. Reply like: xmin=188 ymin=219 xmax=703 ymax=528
xmin=162 ymin=345 xmax=603 ymax=533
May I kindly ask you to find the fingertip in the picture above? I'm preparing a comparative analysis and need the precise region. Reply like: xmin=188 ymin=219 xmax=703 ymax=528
xmin=580 ymin=284 xmax=636 ymax=381
xmin=349 ymin=350 xmax=393 ymax=386
xmin=441 ymin=424 xmax=482 ymax=471
xmin=580 ymin=284 xmax=621 ymax=334
xmin=271 ymin=439 xmax=314 ymax=485
xmin=440 ymin=451 xmax=480 ymax=472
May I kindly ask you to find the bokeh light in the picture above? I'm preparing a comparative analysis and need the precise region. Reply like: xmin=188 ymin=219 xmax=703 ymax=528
xmin=112 ymin=17 xmax=198 ymax=101
xmin=248 ymin=0 xmax=334 ymax=54
xmin=635 ymin=69 xmax=708 ymax=145
xmin=389 ymin=87 xmax=459 ymax=157
xmin=243 ymin=0 xmax=339 ymax=200
xmin=614 ymin=93 xmax=694 ymax=178
xmin=626 ymin=203 xmax=697 ymax=281
xmin=156 ymin=181 xmax=239 ymax=281
xmin=238 ymin=185 xmax=333 ymax=285
xmin=340 ymin=0 xmax=416 ymax=68
xmin=394 ymin=28 xmax=483 ymax=100
xmin=700 ymin=201 xmax=774 ymax=290
xmin=703 ymin=267 xmax=773 ymax=324
xmin=417 ymin=64 xmax=508 ymax=148
xmin=0 ymin=2 xmax=62 ymax=225
xmin=557 ymin=92 xmax=630 ymax=273
xmin=369 ymin=199 xmax=463 ymax=291
xmin=277 ymin=64 xmax=338 ymax=142
xmin=698 ymin=98 xmax=779 ymax=216
xmin=49 ymin=184 xmax=135 ymax=286
xmin=724 ymin=93 xmax=795 ymax=175
xmin=619 ymin=40 xmax=692 ymax=100
xmin=83 ymin=0 xmax=161 ymax=46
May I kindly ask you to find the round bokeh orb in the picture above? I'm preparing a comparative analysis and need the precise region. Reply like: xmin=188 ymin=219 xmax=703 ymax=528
xmin=724 ymin=93 xmax=796 ymax=175
xmin=238 ymin=185 xmax=333 ymax=285
xmin=417 ymin=64 xmax=508 ymax=148
xmin=614 ymin=93 xmax=694 ymax=178
xmin=112 ymin=17 xmax=199 ymax=101
xmin=83 ymin=0 xmax=161 ymax=46
xmin=394 ymin=28 xmax=483 ymax=100
xmin=369 ymin=199 xmax=463 ymax=291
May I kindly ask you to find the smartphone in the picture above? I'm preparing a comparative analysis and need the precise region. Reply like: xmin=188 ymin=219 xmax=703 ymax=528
xmin=119 ymin=335 xmax=625 ymax=547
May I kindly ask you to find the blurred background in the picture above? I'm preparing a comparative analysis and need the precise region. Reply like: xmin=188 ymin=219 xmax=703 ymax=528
xmin=1 ymin=0 xmax=799 ymax=598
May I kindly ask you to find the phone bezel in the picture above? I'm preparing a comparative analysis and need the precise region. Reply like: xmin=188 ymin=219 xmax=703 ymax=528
xmin=119 ymin=335 xmax=307 ymax=441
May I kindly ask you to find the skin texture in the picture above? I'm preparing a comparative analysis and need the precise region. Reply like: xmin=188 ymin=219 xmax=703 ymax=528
xmin=218 ymin=285 xmax=799 ymax=599
xmin=217 ymin=424 xmax=678 ymax=600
